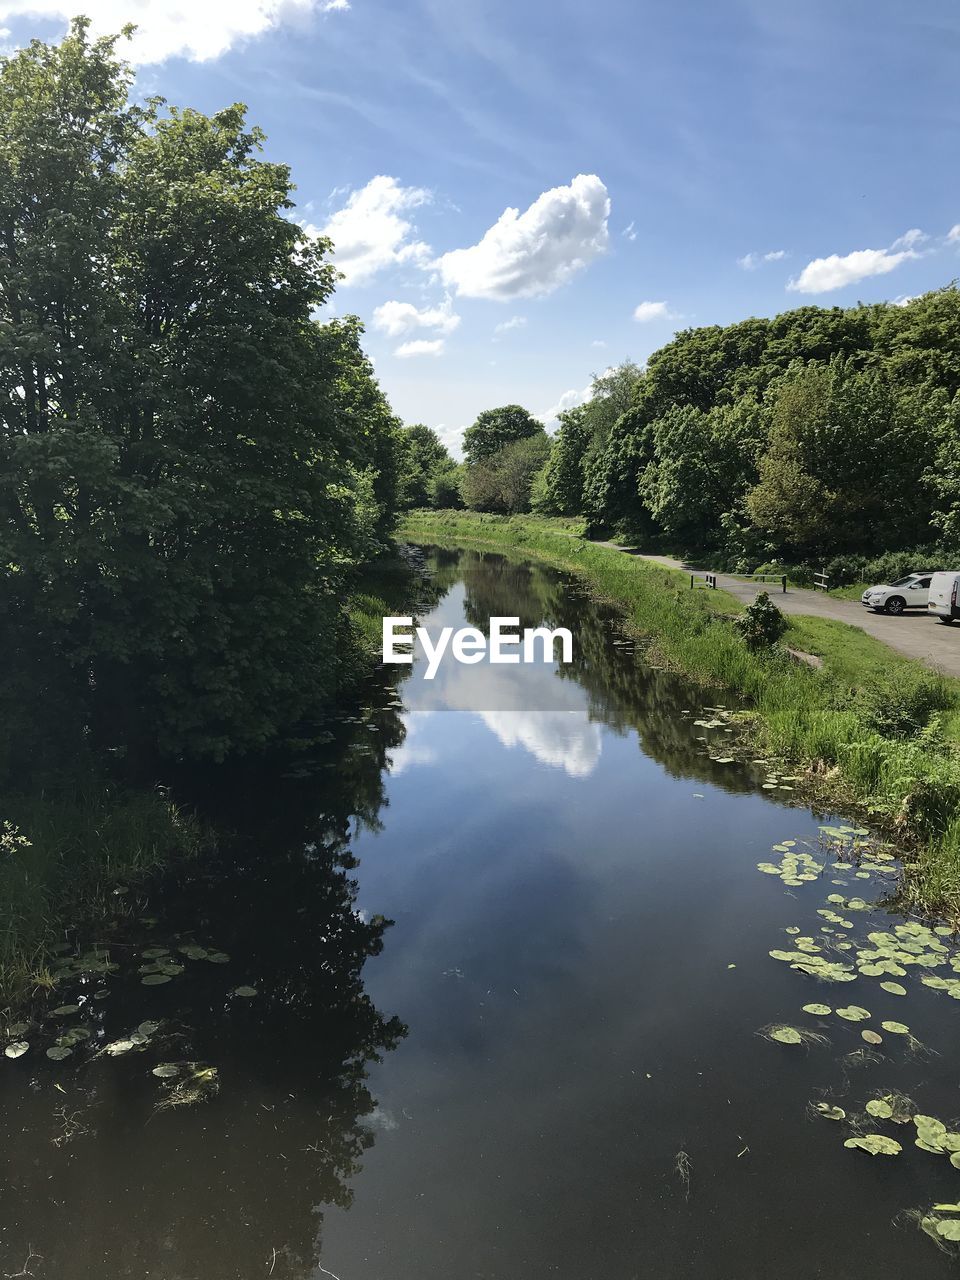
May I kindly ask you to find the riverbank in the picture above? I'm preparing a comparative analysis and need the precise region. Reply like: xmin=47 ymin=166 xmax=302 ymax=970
xmin=399 ymin=510 xmax=960 ymax=917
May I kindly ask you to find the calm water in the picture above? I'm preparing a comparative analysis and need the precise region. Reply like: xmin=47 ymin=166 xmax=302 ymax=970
xmin=3 ymin=547 xmax=960 ymax=1279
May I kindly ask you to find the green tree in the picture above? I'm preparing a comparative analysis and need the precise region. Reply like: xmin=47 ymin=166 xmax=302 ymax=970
xmin=540 ymin=406 xmax=591 ymax=514
xmin=460 ymin=435 xmax=550 ymax=514
xmin=746 ymin=359 xmax=938 ymax=557
xmin=0 ymin=21 xmax=401 ymax=759
xmin=462 ymin=404 xmax=543 ymax=464
xmin=397 ymin=423 xmax=452 ymax=508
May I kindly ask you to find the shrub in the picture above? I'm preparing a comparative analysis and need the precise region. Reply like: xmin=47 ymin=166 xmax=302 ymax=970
xmin=733 ymin=591 xmax=788 ymax=651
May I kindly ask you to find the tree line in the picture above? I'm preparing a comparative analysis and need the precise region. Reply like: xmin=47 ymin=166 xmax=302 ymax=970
xmin=404 ymin=288 xmax=960 ymax=575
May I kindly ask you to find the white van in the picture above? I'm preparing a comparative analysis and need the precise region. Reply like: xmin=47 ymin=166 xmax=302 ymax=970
xmin=927 ymin=571 xmax=960 ymax=625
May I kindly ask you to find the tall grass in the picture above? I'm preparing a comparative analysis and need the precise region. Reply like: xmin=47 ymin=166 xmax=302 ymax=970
xmin=400 ymin=510 xmax=960 ymax=917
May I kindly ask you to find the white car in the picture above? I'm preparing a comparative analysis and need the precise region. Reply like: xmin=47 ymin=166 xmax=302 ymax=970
xmin=861 ymin=573 xmax=933 ymax=615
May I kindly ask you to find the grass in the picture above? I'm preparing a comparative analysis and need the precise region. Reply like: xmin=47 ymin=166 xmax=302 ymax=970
xmin=1 ymin=783 xmax=205 ymax=1010
xmin=399 ymin=510 xmax=960 ymax=917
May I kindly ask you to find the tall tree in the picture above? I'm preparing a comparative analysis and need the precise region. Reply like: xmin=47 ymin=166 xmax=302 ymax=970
xmin=462 ymin=404 xmax=542 ymax=464
xmin=0 ymin=21 xmax=401 ymax=759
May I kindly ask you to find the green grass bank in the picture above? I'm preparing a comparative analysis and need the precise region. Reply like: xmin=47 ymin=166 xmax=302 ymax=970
xmin=399 ymin=510 xmax=960 ymax=918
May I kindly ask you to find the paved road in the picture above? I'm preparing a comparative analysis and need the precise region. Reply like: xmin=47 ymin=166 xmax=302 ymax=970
xmin=611 ymin=548 xmax=960 ymax=678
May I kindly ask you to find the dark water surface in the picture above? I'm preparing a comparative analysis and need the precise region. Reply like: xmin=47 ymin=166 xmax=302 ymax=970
xmin=3 ymin=547 xmax=960 ymax=1279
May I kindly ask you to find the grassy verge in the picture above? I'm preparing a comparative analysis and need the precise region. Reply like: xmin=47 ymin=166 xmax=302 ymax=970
xmin=400 ymin=510 xmax=960 ymax=917
xmin=1 ymin=784 xmax=205 ymax=1009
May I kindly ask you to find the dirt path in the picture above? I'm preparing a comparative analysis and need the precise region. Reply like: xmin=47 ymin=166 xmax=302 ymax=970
xmin=604 ymin=545 xmax=960 ymax=678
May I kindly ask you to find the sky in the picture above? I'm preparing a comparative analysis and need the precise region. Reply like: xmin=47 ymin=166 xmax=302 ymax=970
xmin=2 ymin=1 xmax=959 ymax=457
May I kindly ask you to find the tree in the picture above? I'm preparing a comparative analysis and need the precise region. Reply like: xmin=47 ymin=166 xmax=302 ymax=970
xmin=540 ymin=406 xmax=591 ymax=514
xmin=397 ymin=423 xmax=452 ymax=508
xmin=462 ymin=404 xmax=543 ymax=464
xmin=746 ymin=359 xmax=938 ymax=557
xmin=460 ymin=435 xmax=550 ymax=514
xmin=0 ymin=21 xmax=402 ymax=759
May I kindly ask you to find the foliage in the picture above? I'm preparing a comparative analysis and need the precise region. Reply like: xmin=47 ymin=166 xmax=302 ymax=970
xmin=733 ymin=591 xmax=788 ymax=651
xmin=539 ymin=406 xmax=591 ymax=514
xmin=398 ymin=423 xmax=453 ymax=508
xmin=461 ymin=404 xmax=544 ymax=464
xmin=0 ymin=21 xmax=402 ymax=759
xmin=460 ymin=434 xmax=550 ymax=514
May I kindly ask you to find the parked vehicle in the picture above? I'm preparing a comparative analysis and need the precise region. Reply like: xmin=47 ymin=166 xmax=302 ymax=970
xmin=927 ymin=571 xmax=960 ymax=625
xmin=861 ymin=573 xmax=933 ymax=615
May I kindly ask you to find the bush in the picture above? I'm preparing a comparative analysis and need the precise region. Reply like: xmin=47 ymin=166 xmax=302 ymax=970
xmin=733 ymin=591 xmax=788 ymax=651
xmin=854 ymin=670 xmax=955 ymax=739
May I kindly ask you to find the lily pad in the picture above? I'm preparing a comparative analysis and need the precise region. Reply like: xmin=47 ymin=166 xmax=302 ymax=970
xmin=861 ymin=1029 xmax=883 ymax=1045
xmin=881 ymin=1021 xmax=909 ymax=1035
xmin=803 ymin=1004 xmax=832 ymax=1016
xmin=844 ymin=1135 xmax=902 ymax=1156
xmin=231 ymin=985 xmax=258 ymax=999
xmin=51 ymin=1004 xmax=80 ymax=1016
xmin=46 ymin=1045 xmax=73 ymax=1061
xmin=815 ymin=1103 xmax=846 ymax=1121
xmin=4 ymin=1041 xmax=29 ymax=1059
xmin=836 ymin=1006 xmax=871 ymax=1022
xmin=938 ymin=1221 xmax=960 ymax=1242
xmin=880 ymin=982 xmax=907 ymax=996
xmin=151 ymin=1063 xmax=181 ymax=1078
xmin=866 ymin=1099 xmax=894 ymax=1119
xmin=141 ymin=974 xmax=172 ymax=986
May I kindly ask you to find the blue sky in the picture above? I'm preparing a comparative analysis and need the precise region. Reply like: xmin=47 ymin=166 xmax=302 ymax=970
xmin=3 ymin=0 xmax=959 ymax=454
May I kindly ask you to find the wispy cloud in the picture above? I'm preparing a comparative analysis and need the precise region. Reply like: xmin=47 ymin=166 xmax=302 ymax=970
xmin=395 ymin=338 xmax=445 ymax=358
xmin=494 ymin=315 xmax=527 ymax=335
xmin=623 ymin=221 xmax=637 ymax=242
xmin=436 ymin=174 xmax=610 ymax=300
xmin=737 ymin=249 xmax=787 ymax=270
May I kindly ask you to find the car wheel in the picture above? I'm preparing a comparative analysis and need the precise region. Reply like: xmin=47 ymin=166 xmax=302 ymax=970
xmin=937 ymin=616 xmax=955 ymax=626
xmin=885 ymin=596 xmax=906 ymax=616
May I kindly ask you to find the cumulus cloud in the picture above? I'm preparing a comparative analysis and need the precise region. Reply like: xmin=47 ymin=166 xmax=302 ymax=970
xmin=311 ymin=176 xmax=432 ymax=287
xmin=0 ymin=0 xmax=346 ymax=64
xmin=633 ymin=300 xmax=670 ymax=323
xmin=372 ymin=296 xmax=459 ymax=337
xmin=787 ymin=232 xmax=923 ymax=294
xmin=737 ymin=249 xmax=787 ymax=270
xmin=435 ymin=174 xmax=610 ymax=300
xmin=395 ymin=338 xmax=445 ymax=359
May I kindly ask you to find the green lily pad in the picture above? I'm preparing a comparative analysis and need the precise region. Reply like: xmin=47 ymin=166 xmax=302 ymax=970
xmin=815 ymin=1103 xmax=846 ymax=1121
xmin=880 ymin=982 xmax=907 ymax=996
xmin=861 ymin=1029 xmax=883 ymax=1045
xmin=866 ymin=1099 xmax=894 ymax=1119
xmin=938 ymin=1221 xmax=960 ymax=1242
xmin=4 ymin=1041 xmax=29 ymax=1059
xmin=51 ymin=1004 xmax=80 ymax=1016
xmin=881 ymin=1021 xmax=909 ymax=1035
xmin=836 ymin=1006 xmax=871 ymax=1022
xmin=803 ymin=1004 xmax=832 ymax=1016
xmin=844 ymin=1135 xmax=901 ymax=1156
xmin=231 ymin=985 xmax=258 ymax=999
xmin=151 ymin=1063 xmax=181 ymax=1078
xmin=46 ymin=1045 xmax=73 ymax=1061
xmin=141 ymin=974 xmax=172 ymax=986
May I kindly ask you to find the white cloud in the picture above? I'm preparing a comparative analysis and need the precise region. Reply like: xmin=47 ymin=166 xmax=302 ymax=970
xmin=737 ymin=249 xmax=787 ymax=270
xmin=787 ymin=231 xmax=923 ymax=294
xmin=623 ymin=220 xmax=637 ymax=242
xmin=633 ymin=300 xmax=669 ymax=323
xmin=0 ymin=0 xmax=345 ymax=64
xmin=494 ymin=315 xmax=527 ymax=334
xmin=395 ymin=338 xmax=445 ymax=359
xmin=311 ymin=176 xmax=432 ymax=287
xmin=591 ymin=339 xmax=607 ymax=348
xmin=372 ymin=296 xmax=459 ymax=337
xmin=948 ymin=224 xmax=960 ymax=243
xmin=435 ymin=174 xmax=610 ymax=300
